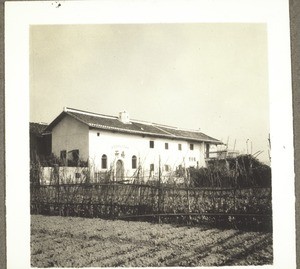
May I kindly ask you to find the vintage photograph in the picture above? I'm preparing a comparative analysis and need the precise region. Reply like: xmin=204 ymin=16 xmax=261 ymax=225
xmin=29 ymin=23 xmax=273 ymax=267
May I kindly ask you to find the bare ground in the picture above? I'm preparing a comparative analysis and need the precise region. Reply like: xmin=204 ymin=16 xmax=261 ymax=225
xmin=31 ymin=215 xmax=273 ymax=267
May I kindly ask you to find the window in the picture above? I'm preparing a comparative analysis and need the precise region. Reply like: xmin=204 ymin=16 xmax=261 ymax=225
xmin=101 ymin=154 xmax=107 ymax=169
xmin=60 ymin=150 xmax=67 ymax=165
xmin=149 ymin=140 xmax=154 ymax=148
xmin=150 ymin=163 xmax=154 ymax=171
xmin=165 ymin=143 xmax=169 ymax=150
xmin=60 ymin=150 xmax=66 ymax=160
xmin=68 ymin=149 xmax=79 ymax=165
xmin=72 ymin=150 xmax=79 ymax=163
xmin=164 ymin=164 xmax=170 ymax=172
xmin=205 ymin=143 xmax=210 ymax=158
xmin=132 ymin=155 xmax=137 ymax=169
xmin=190 ymin=144 xmax=194 ymax=150
xmin=178 ymin=144 xmax=182 ymax=151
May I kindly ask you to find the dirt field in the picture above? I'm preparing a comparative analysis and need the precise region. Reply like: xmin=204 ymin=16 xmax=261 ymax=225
xmin=31 ymin=215 xmax=273 ymax=267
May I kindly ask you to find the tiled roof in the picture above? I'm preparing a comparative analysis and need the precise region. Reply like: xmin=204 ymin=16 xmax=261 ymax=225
xmin=30 ymin=122 xmax=48 ymax=136
xmin=156 ymin=125 xmax=220 ymax=143
xmin=46 ymin=107 xmax=222 ymax=144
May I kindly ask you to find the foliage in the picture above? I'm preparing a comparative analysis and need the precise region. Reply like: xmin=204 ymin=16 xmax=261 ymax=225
xmin=190 ymin=154 xmax=271 ymax=188
xmin=30 ymin=160 xmax=42 ymax=185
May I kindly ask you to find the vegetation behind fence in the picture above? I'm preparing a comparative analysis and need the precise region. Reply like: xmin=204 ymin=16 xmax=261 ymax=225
xmin=30 ymin=154 xmax=272 ymax=230
xmin=31 ymin=181 xmax=272 ymax=231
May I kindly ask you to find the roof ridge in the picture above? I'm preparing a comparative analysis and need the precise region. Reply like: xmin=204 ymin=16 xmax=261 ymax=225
xmin=132 ymin=119 xmax=201 ymax=133
xmin=153 ymin=125 xmax=176 ymax=136
xmin=65 ymin=107 xmax=202 ymax=133
xmin=155 ymin=123 xmax=203 ymax=133
xmin=152 ymin=122 xmax=178 ymax=129
xmin=130 ymin=118 xmax=178 ymax=129
xmin=52 ymin=107 xmax=222 ymax=144
xmin=130 ymin=119 xmax=153 ymax=126
xmin=64 ymin=107 xmax=117 ymax=120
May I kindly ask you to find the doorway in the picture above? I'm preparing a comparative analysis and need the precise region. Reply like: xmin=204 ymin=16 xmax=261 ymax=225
xmin=116 ymin=159 xmax=124 ymax=181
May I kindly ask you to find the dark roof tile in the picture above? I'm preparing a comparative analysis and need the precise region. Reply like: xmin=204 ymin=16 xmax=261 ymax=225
xmin=46 ymin=108 xmax=222 ymax=144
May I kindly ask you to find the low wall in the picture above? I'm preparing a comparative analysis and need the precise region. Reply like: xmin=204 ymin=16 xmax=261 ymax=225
xmin=40 ymin=167 xmax=89 ymax=185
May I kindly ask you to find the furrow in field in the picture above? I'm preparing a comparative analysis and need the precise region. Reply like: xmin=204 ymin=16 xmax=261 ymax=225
xmin=168 ymin=232 xmax=271 ymax=266
xmin=125 ymin=247 xmax=175 ymax=267
xmin=221 ymin=233 xmax=273 ymax=265
xmin=32 ymin=231 xmax=139 ymax=267
xmin=164 ymin=227 xmax=224 ymax=249
xmin=106 ymin=229 xmax=223 ymax=267
xmin=70 ymin=241 xmax=136 ymax=267
xmin=88 ymin=244 xmax=152 ymax=267
xmin=164 ymin=230 xmax=243 ymax=266
xmin=31 ymin=215 xmax=273 ymax=267
xmin=130 ymin=225 xmax=221 ymax=251
xmin=53 ymin=224 xmax=193 ymax=266
xmin=190 ymin=232 xmax=263 ymax=266
xmin=31 ymin=234 xmax=65 ymax=255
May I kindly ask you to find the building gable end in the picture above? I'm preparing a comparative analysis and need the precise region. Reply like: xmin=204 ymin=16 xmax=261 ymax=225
xmin=45 ymin=111 xmax=89 ymax=132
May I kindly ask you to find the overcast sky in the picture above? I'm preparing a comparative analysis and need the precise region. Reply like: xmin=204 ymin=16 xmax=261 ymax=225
xmin=30 ymin=24 xmax=269 ymax=164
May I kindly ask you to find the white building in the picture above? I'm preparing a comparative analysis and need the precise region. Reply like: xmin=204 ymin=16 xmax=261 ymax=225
xmin=45 ymin=107 xmax=222 ymax=182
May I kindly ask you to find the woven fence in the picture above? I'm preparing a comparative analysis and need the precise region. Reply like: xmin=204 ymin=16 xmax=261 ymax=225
xmin=30 ymin=181 xmax=272 ymax=231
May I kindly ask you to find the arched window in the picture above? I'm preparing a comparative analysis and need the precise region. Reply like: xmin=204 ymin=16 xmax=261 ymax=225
xmin=101 ymin=154 xmax=107 ymax=169
xmin=132 ymin=155 xmax=137 ymax=169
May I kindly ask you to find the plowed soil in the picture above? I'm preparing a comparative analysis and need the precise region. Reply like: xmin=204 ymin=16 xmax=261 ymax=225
xmin=31 ymin=215 xmax=273 ymax=267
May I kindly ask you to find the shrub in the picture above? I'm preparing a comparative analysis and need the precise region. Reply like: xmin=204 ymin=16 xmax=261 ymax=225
xmin=190 ymin=154 xmax=271 ymax=188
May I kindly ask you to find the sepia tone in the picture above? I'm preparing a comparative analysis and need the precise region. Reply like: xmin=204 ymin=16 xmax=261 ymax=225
xmin=29 ymin=23 xmax=272 ymax=267
xmin=3 ymin=1 xmax=298 ymax=268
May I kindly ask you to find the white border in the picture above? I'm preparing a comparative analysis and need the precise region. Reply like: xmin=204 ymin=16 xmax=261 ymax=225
xmin=5 ymin=1 xmax=295 ymax=268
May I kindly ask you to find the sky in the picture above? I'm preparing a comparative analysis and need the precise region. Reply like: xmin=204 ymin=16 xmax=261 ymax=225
xmin=30 ymin=24 xmax=270 ymax=164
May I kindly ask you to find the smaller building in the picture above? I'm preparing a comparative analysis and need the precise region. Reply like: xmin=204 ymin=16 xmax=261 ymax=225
xmin=30 ymin=122 xmax=52 ymax=162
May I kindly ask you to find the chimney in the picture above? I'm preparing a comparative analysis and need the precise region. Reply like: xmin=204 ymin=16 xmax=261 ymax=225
xmin=118 ymin=110 xmax=131 ymax=124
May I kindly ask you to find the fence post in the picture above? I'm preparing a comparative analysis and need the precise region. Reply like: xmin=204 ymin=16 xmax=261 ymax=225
xmin=233 ymin=188 xmax=236 ymax=228
xmin=157 ymin=155 xmax=162 ymax=223
xmin=55 ymin=165 xmax=61 ymax=216
xmin=186 ymin=169 xmax=191 ymax=224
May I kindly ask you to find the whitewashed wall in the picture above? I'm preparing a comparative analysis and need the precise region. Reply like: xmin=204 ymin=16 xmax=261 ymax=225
xmin=52 ymin=115 xmax=89 ymax=160
xmin=88 ymin=128 xmax=208 ymax=179
xmin=50 ymin=115 xmax=215 ymax=181
xmin=40 ymin=167 xmax=89 ymax=184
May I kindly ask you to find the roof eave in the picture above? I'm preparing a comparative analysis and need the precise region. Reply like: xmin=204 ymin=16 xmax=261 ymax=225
xmin=88 ymin=124 xmax=222 ymax=144
xmin=45 ymin=109 xmax=222 ymax=144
